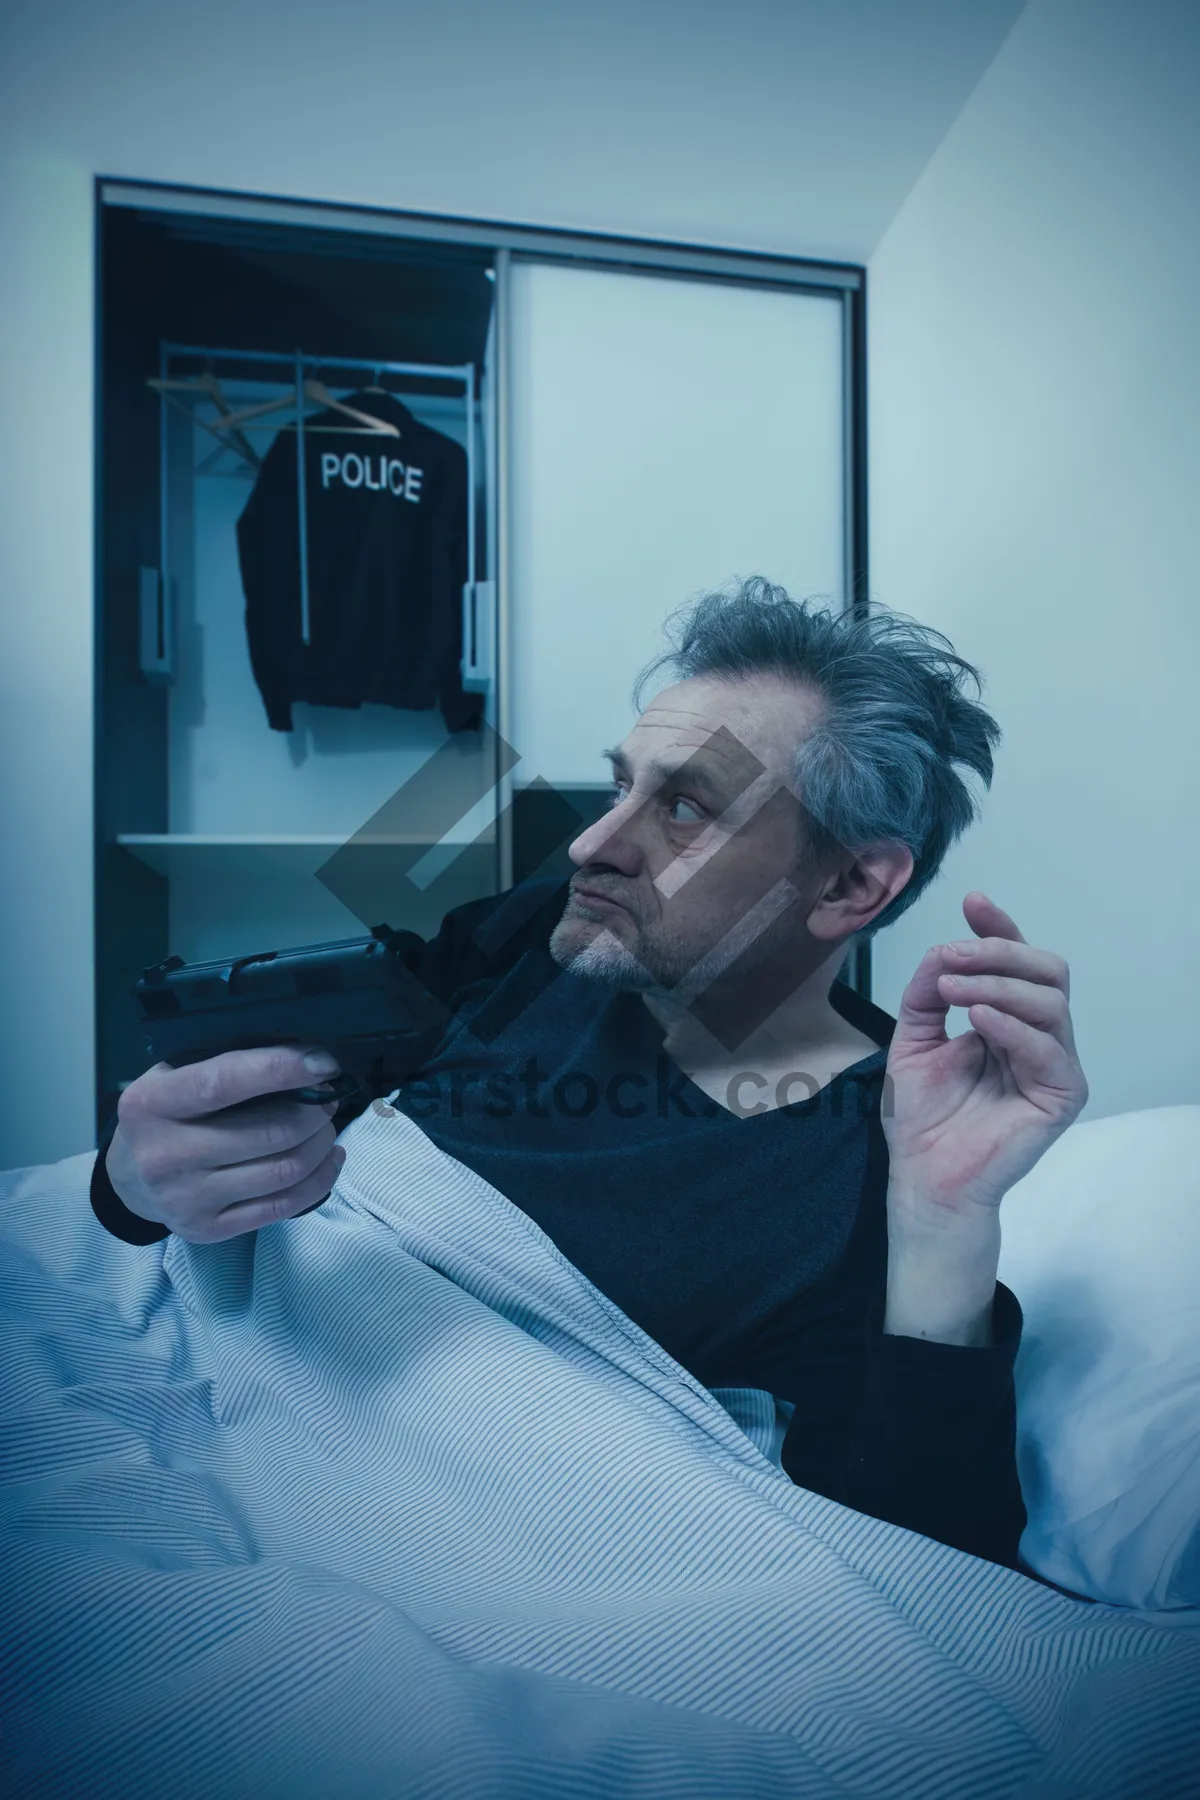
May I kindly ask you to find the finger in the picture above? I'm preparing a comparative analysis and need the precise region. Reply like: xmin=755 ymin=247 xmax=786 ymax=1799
xmin=962 ymin=892 xmax=1027 ymax=945
xmin=896 ymin=937 xmax=1071 ymax=1053
xmin=197 ymin=1146 xmax=347 ymax=1244
xmin=144 ymin=1046 xmax=342 ymax=1122
xmin=939 ymin=971 xmax=1075 ymax=1050
xmin=193 ymin=1117 xmax=340 ymax=1211
xmin=966 ymin=1004 xmax=1086 ymax=1109
xmin=893 ymin=944 xmax=954 ymax=1049
xmin=942 ymin=936 xmax=1070 ymax=997
xmin=186 ymin=1093 xmax=341 ymax=1167
xmin=128 ymin=1095 xmax=338 ymax=1196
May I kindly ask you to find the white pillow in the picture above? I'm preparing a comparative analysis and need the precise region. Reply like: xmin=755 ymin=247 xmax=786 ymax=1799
xmin=997 ymin=1106 xmax=1200 ymax=1612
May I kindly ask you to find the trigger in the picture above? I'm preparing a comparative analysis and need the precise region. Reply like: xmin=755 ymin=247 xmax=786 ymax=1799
xmin=293 ymin=1072 xmax=362 ymax=1105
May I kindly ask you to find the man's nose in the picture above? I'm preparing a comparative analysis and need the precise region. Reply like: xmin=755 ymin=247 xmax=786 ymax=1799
xmin=567 ymin=797 xmax=643 ymax=874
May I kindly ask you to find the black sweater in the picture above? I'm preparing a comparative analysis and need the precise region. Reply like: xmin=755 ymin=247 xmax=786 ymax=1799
xmin=92 ymin=882 xmax=1027 ymax=1570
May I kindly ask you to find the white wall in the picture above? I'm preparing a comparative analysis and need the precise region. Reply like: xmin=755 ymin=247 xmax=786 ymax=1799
xmin=0 ymin=0 xmax=1023 ymax=1165
xmin=0 ymin=162 xmax=97 ymax=1168
xmin=868 ymin=0 xmax=1200 ymax=1119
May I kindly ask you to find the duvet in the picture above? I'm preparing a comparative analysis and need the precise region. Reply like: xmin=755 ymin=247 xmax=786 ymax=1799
xmin=1 ymin=1101 xmax=1197 ymax=1798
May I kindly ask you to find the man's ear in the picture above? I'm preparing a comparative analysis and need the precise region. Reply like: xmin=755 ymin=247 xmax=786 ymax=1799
xmin=805 ymin=841 xmax=915 ymax=942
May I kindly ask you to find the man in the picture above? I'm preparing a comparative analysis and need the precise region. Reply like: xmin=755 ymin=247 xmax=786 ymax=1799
xmin=91 ymin=580 xmax=1088 ymax=1571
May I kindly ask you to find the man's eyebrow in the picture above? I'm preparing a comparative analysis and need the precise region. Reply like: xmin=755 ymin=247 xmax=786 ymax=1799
xmin=600 ymin=745 xmax=735 ymax=804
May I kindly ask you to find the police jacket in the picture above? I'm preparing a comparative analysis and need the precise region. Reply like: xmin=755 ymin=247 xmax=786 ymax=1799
xmin=236 ymin=390 xmax=482 ymax=735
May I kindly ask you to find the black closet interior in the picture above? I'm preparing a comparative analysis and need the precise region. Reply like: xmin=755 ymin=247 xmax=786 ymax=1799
xmin=95 ymin=204 xmax=606 ymax=1135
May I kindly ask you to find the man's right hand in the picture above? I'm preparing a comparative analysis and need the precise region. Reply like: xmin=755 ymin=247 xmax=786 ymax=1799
xmin=106 ymin=1047 xmax=348 ymax=1244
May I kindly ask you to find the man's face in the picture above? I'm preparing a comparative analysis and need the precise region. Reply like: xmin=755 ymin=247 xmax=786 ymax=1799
xmin=549 ymin=674 xmax=829 ymax=997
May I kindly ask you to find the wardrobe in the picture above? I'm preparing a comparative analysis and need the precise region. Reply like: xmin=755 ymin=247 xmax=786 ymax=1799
xmin=95 ymin=182 xmax=865 ymax=1134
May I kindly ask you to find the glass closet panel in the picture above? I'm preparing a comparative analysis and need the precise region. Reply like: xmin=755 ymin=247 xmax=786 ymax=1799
xmin=507 ymin=262 xmax=846 ymax=788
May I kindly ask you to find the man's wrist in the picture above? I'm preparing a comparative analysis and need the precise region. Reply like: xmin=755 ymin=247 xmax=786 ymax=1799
xmin=884 ymin=1185 xmax=1001 ymax=1347
xmin=103 ymin=1127 xmax=160 ymax=1226
xmin=91 ymin=1128 xmax=171 ymax=1246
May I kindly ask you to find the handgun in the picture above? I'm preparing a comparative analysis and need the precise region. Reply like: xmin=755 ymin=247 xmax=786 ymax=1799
xmin=131 ymin=923 xmax=451 ymax=1106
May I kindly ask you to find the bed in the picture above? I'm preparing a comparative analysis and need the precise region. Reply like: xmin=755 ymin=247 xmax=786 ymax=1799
xmin=1 ymin=1100 xmax=1197 ymax=1797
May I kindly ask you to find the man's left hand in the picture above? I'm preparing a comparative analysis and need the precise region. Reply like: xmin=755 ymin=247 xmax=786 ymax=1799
xmin=883 ymin=892 xmax=1089 ymax=1231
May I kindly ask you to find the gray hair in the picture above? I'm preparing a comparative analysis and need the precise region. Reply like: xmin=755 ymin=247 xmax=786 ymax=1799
xmin=634 ymin=578 xmax=1001 ymax=935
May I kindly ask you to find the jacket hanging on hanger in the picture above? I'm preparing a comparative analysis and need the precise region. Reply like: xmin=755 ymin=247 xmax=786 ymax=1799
xmin=236 ymin=388 xmax=482 ymax=735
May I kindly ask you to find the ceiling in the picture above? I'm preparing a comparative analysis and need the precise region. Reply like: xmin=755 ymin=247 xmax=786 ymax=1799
xmin=3 ymin=0 xmax=1029 ymax=264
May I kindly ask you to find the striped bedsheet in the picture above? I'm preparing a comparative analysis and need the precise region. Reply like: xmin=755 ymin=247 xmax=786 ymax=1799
xmin=1 ymin=1101 xmax=1197 ymax=1799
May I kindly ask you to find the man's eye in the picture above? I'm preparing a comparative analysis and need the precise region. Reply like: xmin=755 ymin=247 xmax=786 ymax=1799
xmin=668 ymin=797 xmax=705 ymax=825
xmin=609 ymin=783 xmax=630 ymax=809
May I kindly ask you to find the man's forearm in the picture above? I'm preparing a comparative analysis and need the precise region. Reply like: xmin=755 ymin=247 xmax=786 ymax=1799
xmin=883 ymin=1191 xmax=1001 ymax=1347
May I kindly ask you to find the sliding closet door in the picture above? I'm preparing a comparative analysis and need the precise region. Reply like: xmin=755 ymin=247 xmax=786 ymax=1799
xmin=507 ymin=263 xmax=846 ymax=787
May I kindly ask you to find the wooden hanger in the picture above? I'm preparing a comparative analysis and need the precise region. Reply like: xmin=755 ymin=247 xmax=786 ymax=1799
xmin=304 ymin=379 xmax=401 ymax=435
xmin=208 ymin=379 xmax=400 ymax=439
xmin=147 ymin=372 xmax=261 ymax=469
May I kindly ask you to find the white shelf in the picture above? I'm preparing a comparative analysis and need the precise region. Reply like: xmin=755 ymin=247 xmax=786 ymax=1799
xmin=113 ymin=832 xmax=499 ymax=958
xmin=114 ymin=833 xmax=495 ymax=888
xmin=115 ymin=833 xmax=488 ymax=847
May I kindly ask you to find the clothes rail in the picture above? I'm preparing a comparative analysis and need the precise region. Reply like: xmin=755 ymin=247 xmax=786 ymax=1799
xmin=162 ymin=343 xmax=475 ymax=385
xmin=158 ymin=343 xmax=478 ymax=648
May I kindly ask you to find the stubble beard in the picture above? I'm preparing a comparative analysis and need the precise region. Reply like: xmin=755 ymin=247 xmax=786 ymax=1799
xmin=550 ymin=882 xmax=810 ymax=1006
xmin=548 ymin=913 xmax=658 ymax=990
xmin=549 ymin=904 xmax=751 ymax=997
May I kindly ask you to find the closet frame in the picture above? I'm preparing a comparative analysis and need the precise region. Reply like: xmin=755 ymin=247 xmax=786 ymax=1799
xmin=93 ymin=178 xmax=870 ymax=1137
